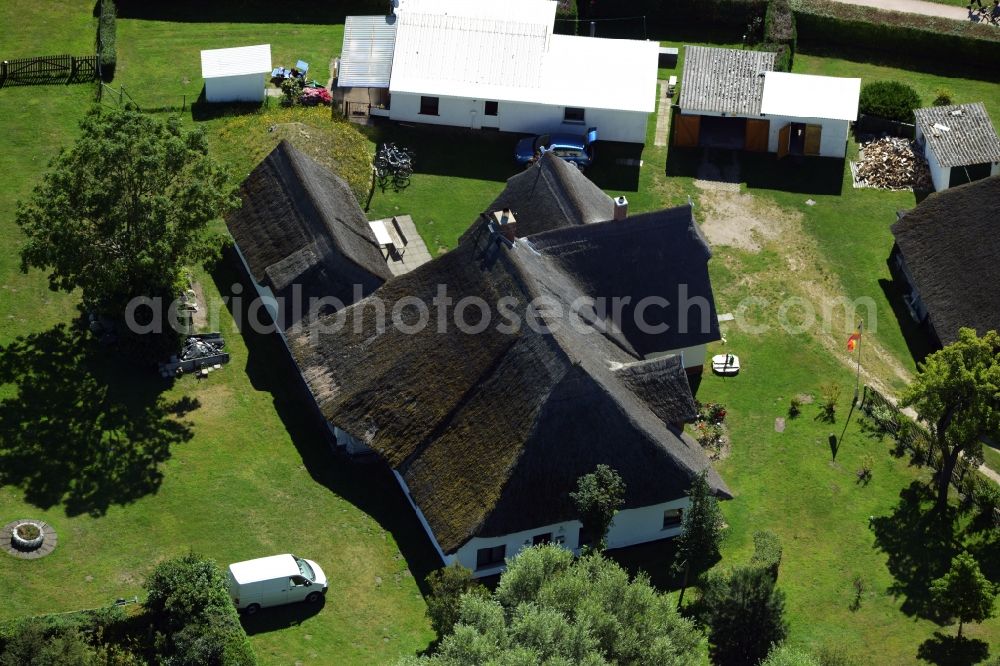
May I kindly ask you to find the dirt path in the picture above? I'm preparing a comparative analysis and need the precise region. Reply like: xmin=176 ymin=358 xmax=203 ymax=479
xmin=830 ymin=0 xmax=968 ymax=20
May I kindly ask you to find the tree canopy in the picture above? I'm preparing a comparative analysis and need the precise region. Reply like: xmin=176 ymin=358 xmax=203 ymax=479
xmin=698 ymin=565 xmax=788 ymax=666
xmin=16 ymin=105 xmax=236 ymax=316
xmin=930 ymin=551 xmax=996 ymax=638
xmin=570 ymin=464 xmax=625 ymax=551
xmin=674 ymin=470 xmax=725 ymax=602
xmin=902 ymin=328 xmax=1000 ymax=509
xmin=403 ymin=545 xmax=706 ymax=665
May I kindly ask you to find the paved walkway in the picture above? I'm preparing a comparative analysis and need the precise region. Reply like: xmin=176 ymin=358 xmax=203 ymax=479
xmin=654 ymin=80 xmax=672 ymax=147
xmin=831 ymin=0 xmax=968 ymax=21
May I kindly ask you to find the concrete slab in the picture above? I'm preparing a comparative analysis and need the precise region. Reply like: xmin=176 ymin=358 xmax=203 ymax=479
xmin=654 ymin=80 xmax=672 ymax=147
xmin=369 ymin=214 xmax=433 ymax=277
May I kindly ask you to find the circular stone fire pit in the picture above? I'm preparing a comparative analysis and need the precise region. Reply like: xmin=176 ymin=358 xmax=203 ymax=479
xmin=2 ymin=520 xmax=58 ymax=559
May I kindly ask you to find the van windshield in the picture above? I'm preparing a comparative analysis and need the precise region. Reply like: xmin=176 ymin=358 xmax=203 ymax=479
xmin=295 ymin=557 xmax=315 ymax=581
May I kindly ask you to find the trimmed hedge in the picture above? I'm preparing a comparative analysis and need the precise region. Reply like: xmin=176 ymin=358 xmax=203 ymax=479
xmin=859 ymin=81 xmax=921 ymax=123
xmin=750 ymin=530 xmax=783 ymax=581
xmin=763 ymin=0 xmax=795 ymax=71
xmin=98 ymin=0 xmax=116 ymax=81
xmin=795 ymin=0 xmax=1000 ymax=68
xmin=554 ymin=0 xmax=578 ymax=36
xmin=586 ymin=0 xmax=766 ymax=33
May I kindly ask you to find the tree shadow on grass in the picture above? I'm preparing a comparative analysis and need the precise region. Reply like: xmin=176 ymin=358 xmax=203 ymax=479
xmin=916 ymin=632 xmax=991 ymax=666
xmin=0 ymin=323 xmax=198 ymax=516
xmin=870 ymin=481 xmax=959 ymax=621
xmin=210 ymin=254 xmax=443 ymax=598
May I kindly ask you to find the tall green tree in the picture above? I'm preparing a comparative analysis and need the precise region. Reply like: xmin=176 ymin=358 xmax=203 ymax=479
xmin=699 ymin=565 xmax=788 ymax=666
xmin=901 ymin=328 xmax=1000 ymax=510
xmin=424 ymin=563 xmax=488 ymax=638
xmin=930 ymin=551 xmax=996 ymax=638
xmin=570 ymin=464 xmax=625 ymax=551
xmin=674 ymin=470 xmax=726 ymax=605
xmin=16 ymin=105 xmax=237 ymax=317
xmin=401 ymin=545 xmax=706 ymax=665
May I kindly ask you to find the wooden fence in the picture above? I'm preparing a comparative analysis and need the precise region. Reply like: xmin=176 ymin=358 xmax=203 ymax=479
xmin=0 ymin=55 xmax=99 ymax=87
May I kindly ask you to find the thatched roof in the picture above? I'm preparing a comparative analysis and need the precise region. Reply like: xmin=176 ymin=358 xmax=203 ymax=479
xmin=287 ymin=207 xmax=727 ymax=554
xmin=468 ymin=152 xmax=614 ymax=239
xmin=891 ymin=176 xmax=1000 ymax=346
xmin=679 ymin=46 xmax=776 ymax=116
xmin=225 ymin=141 xmax=392 ymax=328
xmin=914 ymin=103 xmax=1000 ymax=168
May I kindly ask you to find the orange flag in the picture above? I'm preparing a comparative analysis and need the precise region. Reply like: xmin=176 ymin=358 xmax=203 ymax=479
xmin=847 ymin=331 xmax=861 ymax=352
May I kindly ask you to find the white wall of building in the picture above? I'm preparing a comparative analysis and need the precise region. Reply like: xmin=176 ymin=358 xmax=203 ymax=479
xmin=763 ymin=115 xmax=849 ymax=158
xmin=449 ymin=496 xmax=690 ymax=577
xmin=916 ymin=125 xmax=951 ymax=192
xmin=389 ymin=91 xmax=649 ymax=143
xmin=205 ymin=73 xmax=266 ymax=103
xmin=647 ymin=343 xmax=707 ymax=371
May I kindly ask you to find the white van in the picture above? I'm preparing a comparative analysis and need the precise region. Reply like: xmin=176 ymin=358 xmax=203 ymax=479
xmin=227 ymin=554 xmax=328 ymax=615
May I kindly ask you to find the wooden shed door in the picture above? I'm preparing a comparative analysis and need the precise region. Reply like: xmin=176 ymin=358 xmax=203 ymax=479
xmin=804 ymin=124 xmax=822 ymax=156
xmin=777 ymin=123 xmax=791 ymax=159
xmin=673 ymin=114 xmax=701 ymax=148
xmin=745 ymin=119 xmax=770 ymax=152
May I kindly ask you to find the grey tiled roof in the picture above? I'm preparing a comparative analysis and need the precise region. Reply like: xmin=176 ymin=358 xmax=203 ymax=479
xmin=678 ymin=46 xmax=776 ymax=116
xmin=914 ymin=103 xmax=1000 ymax=168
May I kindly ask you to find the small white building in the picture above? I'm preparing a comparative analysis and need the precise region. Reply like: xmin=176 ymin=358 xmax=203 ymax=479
xmin=913 ymin=103 xmax=1000 ymax=192
xmin=200 ymin=44 xmax=271 ymax=103
xmin=676 ymin=46 xmax=860 ymax=159
xmin=339 ymin=0 xmax=659 ymax=143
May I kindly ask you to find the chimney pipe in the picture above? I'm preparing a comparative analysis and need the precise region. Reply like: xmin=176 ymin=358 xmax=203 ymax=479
xmin=613 ymin=196 xmax=628 ymax=221
xmin=589 ymin=21 xmax=596 ymax=37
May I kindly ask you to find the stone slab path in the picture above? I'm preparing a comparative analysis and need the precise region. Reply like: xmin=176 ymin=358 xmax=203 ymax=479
xmin=654 ymin=80 xmax=672 ymax=147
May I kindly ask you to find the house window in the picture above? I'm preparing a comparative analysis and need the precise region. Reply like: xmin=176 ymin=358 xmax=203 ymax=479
xmin=419 ymin=96 xmax=439 ymax=116
xmin=663 ymin=508 xmax=683 ymax=530
xmin=476 ymin=544 xmax=506 ymax=569
xmin=532 ymin=532 xmax=552 ymax=546
xmin=484 ymin=100 xmax=498 ymax=116
xmin=564 ymin=107 xmax=585 ymax=124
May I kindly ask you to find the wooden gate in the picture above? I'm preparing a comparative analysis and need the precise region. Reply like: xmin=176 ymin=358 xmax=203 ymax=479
xmin=745 ymin=119 xmax=770 ymax=152
xmin=776 ymin=123 xmax=791 ymax=159
xmin=0 ymin=55 xmax=98 ymax=86
xmin=673 ymin=114 xmax=701 ymax=148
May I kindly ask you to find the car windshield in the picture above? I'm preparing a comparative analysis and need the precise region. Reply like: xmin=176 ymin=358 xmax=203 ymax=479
xmin=533 ymin=134 xmax=550 ymax=151
xmin=294 ymin=557 xmax=315 ymax=581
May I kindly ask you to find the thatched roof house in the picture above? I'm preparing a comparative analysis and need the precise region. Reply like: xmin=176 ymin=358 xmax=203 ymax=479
xmin=226 ymin=141 xmax=392 ymax=329
xmin=287 ymin=204 xmax=728 ymax=571
xmin=890 ymin=176 xmax=1000 ymax=347
xmin=471 ymin=152 xmax=615 ymax=239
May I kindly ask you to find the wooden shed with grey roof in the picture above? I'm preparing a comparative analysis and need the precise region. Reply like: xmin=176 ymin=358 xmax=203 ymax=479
xmin=913 ymin=103 xmax=1000 ymax=192
xmin=286 ymin=203 xmax=727 ymax=575
xmin=675 ymin=45 xmax=860 ymax=159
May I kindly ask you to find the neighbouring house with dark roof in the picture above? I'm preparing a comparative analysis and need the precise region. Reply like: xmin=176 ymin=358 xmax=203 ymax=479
xmin=225 ymin=140 xmax=393 ymax=332
xmin=286 ymin=204 xmax=728 ymax=576
xmin=913 ymin=103 xmax=1000 ymax=192
xmin=889 ymin=176 xmax=1000 ymax=347
xmin=675 ymin=45 xmax=860 ymax=159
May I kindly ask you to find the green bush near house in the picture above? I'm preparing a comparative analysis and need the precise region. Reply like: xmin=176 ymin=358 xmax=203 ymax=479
xmin=859 ymin=81 xmax=921 ymax=123
xmin=554 ymin=0 xmax=578 ymax=35
xmin=750 ymin=530 xmax=783 ymax=581
xmin=763 ymin=0 xmax=796 ymax=71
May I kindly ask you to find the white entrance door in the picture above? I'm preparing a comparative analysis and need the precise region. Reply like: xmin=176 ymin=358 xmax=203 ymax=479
xmin=470 ymin=110 xmax=481 ymax=130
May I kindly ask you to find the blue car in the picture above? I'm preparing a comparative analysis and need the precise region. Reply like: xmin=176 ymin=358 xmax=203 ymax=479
xmin=514 ymin=127 xmax=598 ymax=170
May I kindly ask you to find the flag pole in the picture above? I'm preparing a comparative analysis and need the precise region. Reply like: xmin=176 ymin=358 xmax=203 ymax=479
xmin=853 ymin=320 xmax=863 ymax=405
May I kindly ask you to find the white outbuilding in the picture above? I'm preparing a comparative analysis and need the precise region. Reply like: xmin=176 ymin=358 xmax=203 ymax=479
xmin=200 ymin=44 xmax=271 ymax=103
xmin=913 ymin=103 xmax=1000 ymax=192
xmin=337 ymin=0 xmax=660 ymax=143
xmin=675 ymin=46 xmax=861 ymax=159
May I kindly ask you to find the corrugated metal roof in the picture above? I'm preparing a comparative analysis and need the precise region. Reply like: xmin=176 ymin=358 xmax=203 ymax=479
xmin=339 ymin=15 xmax=397 ymax=88
xmin=200 ymin=44 xmax=271 ymax=78
xmin=914 ymin=103 xmax=1000 ymax=168
xmin=760 ymin=72 xmax=861 ymax=122
xmin=678 ymin=46 xmax=775 ymax=116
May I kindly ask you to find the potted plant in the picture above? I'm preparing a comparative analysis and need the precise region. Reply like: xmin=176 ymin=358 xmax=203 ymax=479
xmin=12 ymin=522 xmax=44 ymax=550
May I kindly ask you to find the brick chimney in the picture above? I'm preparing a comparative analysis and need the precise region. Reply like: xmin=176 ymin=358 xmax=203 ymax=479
xmin=613 ymin=196 xmax=628 ymax=221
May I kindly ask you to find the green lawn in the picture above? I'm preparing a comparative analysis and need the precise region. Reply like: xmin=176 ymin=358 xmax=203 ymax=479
xmin=1 ymin=4 xmax=998 ymax=665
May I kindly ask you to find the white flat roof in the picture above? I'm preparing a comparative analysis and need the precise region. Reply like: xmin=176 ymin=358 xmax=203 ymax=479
xmin=228 ymin=554 xmax=297 ymax=584
xmin=760 ymin=72 xmax=861 ymax=122
xmin=201 ymin=44 xmax=272 ymax=79
xmin=390 ymin=16 xmax=659 ymax=113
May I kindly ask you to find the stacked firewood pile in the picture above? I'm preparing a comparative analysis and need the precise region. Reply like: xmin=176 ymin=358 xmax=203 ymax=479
xmin=854 ymin=137 xmax=932 ymax=190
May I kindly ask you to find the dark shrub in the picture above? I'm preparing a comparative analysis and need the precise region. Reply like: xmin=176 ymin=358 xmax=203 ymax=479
xmin=700 ymin=566 xmax=788 ymax=666
xmin=425 ymin=563 xmax=488 ymax=637
xmin=98 ymin=0 xmax=117 ymax=81
xmin=764 ymin=0 xmax=796 ymax=69
xmin=554 ymin=0 xmax=578 ymax=35
xmin=859 ymin=81 xmax=921 ymax=123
